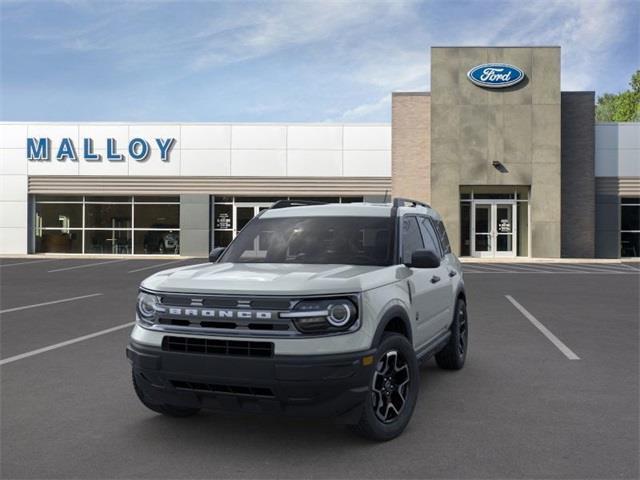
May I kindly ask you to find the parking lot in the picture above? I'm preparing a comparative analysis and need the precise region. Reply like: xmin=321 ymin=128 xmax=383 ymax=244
xmin=1 ymin=258 xmax=638 ymax=479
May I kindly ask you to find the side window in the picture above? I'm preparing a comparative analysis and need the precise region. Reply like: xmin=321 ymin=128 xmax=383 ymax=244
xmin=401 ymin=216 xmax=424 ymax=263
xmin=434 ymin=219 xmax=452 ymax=254
xmin=418 ymin=217 xmax=442 ymax=256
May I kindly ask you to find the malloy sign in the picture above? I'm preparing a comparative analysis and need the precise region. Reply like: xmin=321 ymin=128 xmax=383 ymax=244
xmin=467 ymin=63 xmax=525 ymax=88
xmin=26 ymin=137 xmax=176 ymax=162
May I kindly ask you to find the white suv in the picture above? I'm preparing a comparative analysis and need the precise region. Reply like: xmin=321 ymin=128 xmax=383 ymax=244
xmin=127 ymin=198 xmax=468 ymax=441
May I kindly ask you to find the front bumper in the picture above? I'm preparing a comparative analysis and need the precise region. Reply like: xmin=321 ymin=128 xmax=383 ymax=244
xmin=126 ymin=341 xmax=376 ymax=423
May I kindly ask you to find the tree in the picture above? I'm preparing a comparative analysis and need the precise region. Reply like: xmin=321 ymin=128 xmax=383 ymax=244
xmin=596 ymin=70 xmax=640 ymax=122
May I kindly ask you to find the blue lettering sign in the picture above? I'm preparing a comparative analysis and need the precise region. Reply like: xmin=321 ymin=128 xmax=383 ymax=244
xmin=27 ymin=138 xmax=50 ymax=161
xmin=56 ymin=138 xmax=77 ymax=161
xmin=128 ymin=138 xmax=149 ymax=161
xmin=83 ymin=138 xmax=101 ymax=161
xmin=25 ymin=137 xmax=177 ymax=162
xmin=107 ymin=138 xmax=124 ymax=161
xmin=156 ymin=138 xmax=175 ymax=162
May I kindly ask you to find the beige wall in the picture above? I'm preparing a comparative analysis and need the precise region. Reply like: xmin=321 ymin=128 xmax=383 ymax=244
xmin=429 ymin=46 xmax=562 ymax=257
xmin=391 ymin=93 xmax=431 ymax=203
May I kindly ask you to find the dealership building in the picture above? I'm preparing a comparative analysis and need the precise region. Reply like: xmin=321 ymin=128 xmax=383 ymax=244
xmin=0 ymin=46 xmax=638 ymax=258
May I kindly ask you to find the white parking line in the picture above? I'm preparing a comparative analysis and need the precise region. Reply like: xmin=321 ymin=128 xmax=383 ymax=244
xmin=0 ymin=322 xmax=135 ymax=366
xmin=0 ymin=293 xmax=103 ymax=314
xmin=128 ymin=259 xmax=187 ymax=273
xmin=505 ymin=295 xmax=580 ymax=360
xmin=493 ymin=264 xmax=556 ymax=273
xmin=0 ymin=259 xmax=59 ymax=268
xmin=48 ymin=259 xmax=130 ymax=273
xmin=463 ymin=264 xmax=506 ymax=272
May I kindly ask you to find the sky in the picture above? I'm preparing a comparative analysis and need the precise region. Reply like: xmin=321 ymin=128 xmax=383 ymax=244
xmin=1 ymin=0 xmax=638 ymax=122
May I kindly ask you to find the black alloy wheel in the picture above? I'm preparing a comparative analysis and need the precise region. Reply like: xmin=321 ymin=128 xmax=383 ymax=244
xmin=350 ymin=333 xmax=419 ymax=441
xmin=371 ymin=350 xmax=411 ymax=423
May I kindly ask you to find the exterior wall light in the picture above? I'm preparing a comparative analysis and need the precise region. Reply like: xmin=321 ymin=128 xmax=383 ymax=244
xmin=492 ymin=161 xmax=508 ymax=173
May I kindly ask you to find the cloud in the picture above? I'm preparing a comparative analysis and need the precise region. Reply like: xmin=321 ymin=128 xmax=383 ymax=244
xmin=1 ymin=0 xmax=636 ymax=122
xmin=187 ymin=1 xmax=417 ymax=71
xmin=338 ymin=94 xmax=391 ymax=121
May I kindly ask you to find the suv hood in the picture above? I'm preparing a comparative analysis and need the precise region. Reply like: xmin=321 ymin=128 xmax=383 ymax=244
xmin=141 ymin=262 xmax=399 ymax=296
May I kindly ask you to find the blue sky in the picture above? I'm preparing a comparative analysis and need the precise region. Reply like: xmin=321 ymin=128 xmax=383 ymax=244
xmin=1 ymin=0 xmax=638 ymax=122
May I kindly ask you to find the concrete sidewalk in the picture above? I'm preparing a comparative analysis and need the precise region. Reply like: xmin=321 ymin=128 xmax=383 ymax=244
xmin=459 ymin=257 xmax=639 ymax=263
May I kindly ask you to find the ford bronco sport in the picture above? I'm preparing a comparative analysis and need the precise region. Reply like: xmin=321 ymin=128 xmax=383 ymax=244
xmin=127 ymin=198 xmax=468 ymax=441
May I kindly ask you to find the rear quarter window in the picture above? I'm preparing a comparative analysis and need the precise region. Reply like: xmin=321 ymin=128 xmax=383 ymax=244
xmin=434 ymin=219 xmax=452 ymax=254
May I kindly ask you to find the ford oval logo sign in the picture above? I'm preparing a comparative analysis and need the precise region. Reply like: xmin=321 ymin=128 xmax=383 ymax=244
xmin=467 ymin=63 xmax=525 ymax=88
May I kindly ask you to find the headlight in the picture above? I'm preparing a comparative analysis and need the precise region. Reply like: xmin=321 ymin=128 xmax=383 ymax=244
xmin=281 ymin=297 xmax=358 ymax=334
xmin=136 ymin=291 xmax=159 ymax=325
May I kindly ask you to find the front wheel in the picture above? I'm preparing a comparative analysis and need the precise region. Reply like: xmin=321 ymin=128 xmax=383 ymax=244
xmin=350 ymin=333 xmax=419 ymax=441
xmin=435 ymin=298 xmax=468 ymax=370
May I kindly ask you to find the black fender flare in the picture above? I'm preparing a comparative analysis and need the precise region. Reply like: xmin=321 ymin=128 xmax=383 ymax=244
xmin=456 ymin=285 xmax=467 ymax=303
xmin=370 ymin=305 xmax=413 ymax=348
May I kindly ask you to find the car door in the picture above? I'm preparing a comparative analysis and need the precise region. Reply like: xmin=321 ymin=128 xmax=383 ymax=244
xmin=417 ymin=216 xmax=455 ymax=336
xmin=400 ymin=216 xmax=449 ymax=349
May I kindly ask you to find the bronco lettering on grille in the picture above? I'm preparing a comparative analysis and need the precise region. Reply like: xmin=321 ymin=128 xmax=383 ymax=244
xmin=157 ymin=306 xmax=274 ymax=320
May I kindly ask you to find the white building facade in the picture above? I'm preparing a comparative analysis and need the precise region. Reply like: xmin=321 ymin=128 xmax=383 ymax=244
xmin=0 ymin=123 xmax=392 ymax=256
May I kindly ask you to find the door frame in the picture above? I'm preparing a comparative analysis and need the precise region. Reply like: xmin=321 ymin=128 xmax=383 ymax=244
xmin=471 ymin=200 xmax=517 ymax=258
xmin=232 ymin=202 xmax=272 ymax=235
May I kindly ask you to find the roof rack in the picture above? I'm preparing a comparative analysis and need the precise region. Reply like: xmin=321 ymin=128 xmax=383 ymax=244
xmin=270 ymin=199 xmax=327 ymax=209
xmin=392 ymin=197 xmax=431 ymax=209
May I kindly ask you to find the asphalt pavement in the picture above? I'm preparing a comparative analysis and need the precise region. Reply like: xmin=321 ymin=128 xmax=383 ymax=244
xmin=1 ymin=258 xmax=638 ymax=479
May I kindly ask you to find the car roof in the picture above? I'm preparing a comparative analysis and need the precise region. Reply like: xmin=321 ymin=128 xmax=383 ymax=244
xmin=259 ymin=202 xmax=441 ymax=220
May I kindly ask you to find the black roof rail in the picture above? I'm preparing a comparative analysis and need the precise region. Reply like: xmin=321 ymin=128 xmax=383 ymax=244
xmin=270 ymin=199 xmax=327 ymax=209
xmin=392 ymin=197 xmax=431 ymax=209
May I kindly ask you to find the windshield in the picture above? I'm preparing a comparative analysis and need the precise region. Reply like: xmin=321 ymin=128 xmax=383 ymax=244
xmin=220 ymin=216 xmax=393 ymax=266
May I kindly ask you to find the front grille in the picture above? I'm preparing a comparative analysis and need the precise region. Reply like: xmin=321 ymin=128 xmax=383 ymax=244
xmin=171 ymin=380 xmax=274 ymax=398
xmin=159 ymin=295 xmax=291 ymax=310
xmin=157 ymin=318 xmax=290 ymax=332
xmin=162 ymin=336 xmax=274 ymax=358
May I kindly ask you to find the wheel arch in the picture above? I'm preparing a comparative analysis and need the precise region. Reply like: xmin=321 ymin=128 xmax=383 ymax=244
xmin=371 ymin=305 xmax=413 ymax=348
xmin=456 ymin=287 xmax=467 ymax=303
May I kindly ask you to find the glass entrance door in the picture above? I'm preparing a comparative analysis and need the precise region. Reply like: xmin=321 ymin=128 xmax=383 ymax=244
xmin=233 ymin=203 xmax=271 ymax=235
xmin=471 ymin=201 xmax=517 ymax=257
xmin=494 ymin=203 xmax=515 ymax=256
xmin=473 ymin=204 xmax=492 ymax=256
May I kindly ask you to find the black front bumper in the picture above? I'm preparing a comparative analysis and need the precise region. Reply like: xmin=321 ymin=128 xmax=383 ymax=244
xmin=126 ymin=341 xmax=376 ymax=423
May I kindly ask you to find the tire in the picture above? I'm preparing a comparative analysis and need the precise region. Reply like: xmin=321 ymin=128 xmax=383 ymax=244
xmin=435 ymin=298 xmax=468 ymax=370
xmin=132 ymin=371 xmax=200 ymax=418
xmin=350 ymin=333 xmax=419 ymax=441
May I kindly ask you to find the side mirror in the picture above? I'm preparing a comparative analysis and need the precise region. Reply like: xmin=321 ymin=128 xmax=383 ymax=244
xmin=208 ymin=247 xmax=225 ymax=263
xmin=406 ymin=249 xmax=440 ymax=269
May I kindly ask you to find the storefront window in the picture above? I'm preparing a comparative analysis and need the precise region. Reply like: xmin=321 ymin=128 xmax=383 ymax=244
xmin=36 ymin=203 xmax=83 ymax=229
xmin=134 ymin=230 xmax=180 ymax=254
xmin=621 ymin=197 xmax=640 ymax=257
xmin=85 ymin=230 xmax=132 ymax=254
xmin=34 ymin=195 xmax=180 ymax=254
xmin=85 ymin=203 xmax=131 ymax=228
xmin=134 ymin=204 xmax=179 ymax=229
xmin=35 ymin=230 xmax=82 ymax=253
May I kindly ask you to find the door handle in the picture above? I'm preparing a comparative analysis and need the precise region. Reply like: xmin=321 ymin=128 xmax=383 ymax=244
xmin=430 ymin=275 xmax=441 ymax=284
xmin=448 ymin=270 xmax=457 ymax=277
